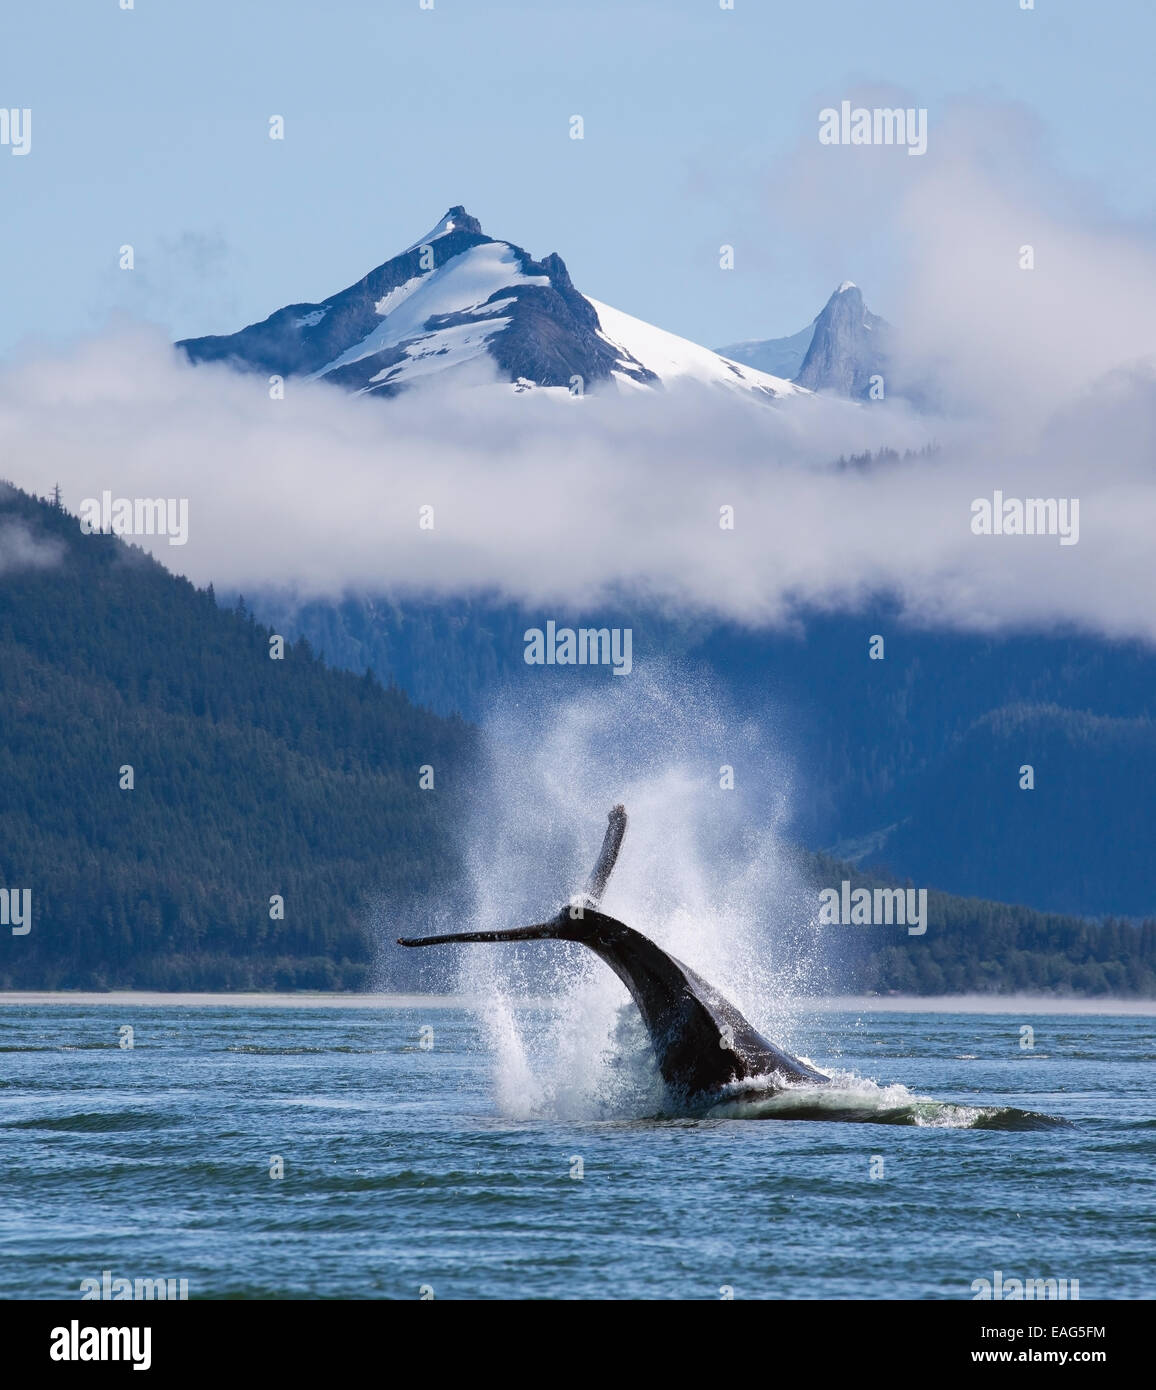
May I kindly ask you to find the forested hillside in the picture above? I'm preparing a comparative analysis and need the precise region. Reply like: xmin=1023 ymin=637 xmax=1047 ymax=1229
xmin=0 ymin=484 xmax=474 ymax=989
xmin=805 ymin=854 xmax=1156 ymax=997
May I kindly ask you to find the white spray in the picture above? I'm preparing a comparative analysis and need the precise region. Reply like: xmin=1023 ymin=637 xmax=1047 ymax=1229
xmin=456 ymin=668 xmax=824 ymax=1120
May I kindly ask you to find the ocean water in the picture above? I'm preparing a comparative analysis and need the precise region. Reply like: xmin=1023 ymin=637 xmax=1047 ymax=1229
xmin=1 ymin=1000 xmax=1152 ymax=1301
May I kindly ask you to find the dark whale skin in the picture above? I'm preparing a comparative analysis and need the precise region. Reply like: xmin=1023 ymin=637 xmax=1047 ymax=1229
xmin=398 ymin=804 xmax=828 ymax=1101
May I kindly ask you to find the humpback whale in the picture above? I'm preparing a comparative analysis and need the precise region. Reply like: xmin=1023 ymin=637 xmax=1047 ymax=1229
xmin=398 ymin=805 xmax=829 ymax=1103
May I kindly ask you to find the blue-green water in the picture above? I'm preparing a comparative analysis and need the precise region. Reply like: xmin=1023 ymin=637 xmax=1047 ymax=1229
xmin=1 ymin=1003 xmax=1152 ymax=1300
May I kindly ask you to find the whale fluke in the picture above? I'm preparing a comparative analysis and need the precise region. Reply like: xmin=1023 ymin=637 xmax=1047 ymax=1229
xmin=397 ymin=804 xmax=828 ymax=1101
xmin=583 ymin=803 xmax=627 ymax=907
xmin=397 ymin=921 xmax=562 ymax=947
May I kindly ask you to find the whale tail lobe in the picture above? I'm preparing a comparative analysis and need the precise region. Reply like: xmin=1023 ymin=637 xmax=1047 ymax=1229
xmin=397 ymin=804 xmax=627 ymax=950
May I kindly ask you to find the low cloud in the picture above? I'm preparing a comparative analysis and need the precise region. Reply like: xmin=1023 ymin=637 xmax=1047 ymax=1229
xmin=0 ymin=518 xmax=64 ymax=576
xmin=769 ymin=91 xmax=1156 ymax=444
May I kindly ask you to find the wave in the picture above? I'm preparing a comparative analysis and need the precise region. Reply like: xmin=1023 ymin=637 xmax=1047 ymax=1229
xmin=702 ymin=1071 xmax=1072 ymax=1129
xmin=224 ymin=1044 xmax=385 ymax=1055
xmin=3 ymin=1110 xmax=181 ymax=1132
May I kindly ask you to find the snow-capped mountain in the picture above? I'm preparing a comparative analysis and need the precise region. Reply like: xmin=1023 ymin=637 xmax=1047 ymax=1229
xmin=178 ymin=206 xmax=799 ymax=401
xmin=718 ymin=282 xmax=890 ymax=399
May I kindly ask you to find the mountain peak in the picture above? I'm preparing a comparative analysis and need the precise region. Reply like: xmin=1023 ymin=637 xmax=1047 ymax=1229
xmin=794 ymin=282 xmax=889 ymax=397
xmin=717 ymin=283 xmax=889 ymax=398
xmin=177 ymin=207 xmax=798 ymax=401
xmin=405 ymin=205 xmax=485 ymax=251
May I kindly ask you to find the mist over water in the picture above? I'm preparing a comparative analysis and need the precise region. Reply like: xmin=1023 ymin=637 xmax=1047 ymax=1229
xmin=449 ymin=668 xmax=828 ymax=1121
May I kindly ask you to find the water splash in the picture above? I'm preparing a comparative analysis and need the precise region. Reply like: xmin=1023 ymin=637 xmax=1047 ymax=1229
xmin=455 ymin=667 xmax=824 ymax=1120
xmin=704 ymin=1070 xmax=1072 ymax=1129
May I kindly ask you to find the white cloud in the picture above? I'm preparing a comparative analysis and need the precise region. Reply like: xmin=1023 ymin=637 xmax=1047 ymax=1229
xmin=0 ymin=517 xmax=64 ymax=575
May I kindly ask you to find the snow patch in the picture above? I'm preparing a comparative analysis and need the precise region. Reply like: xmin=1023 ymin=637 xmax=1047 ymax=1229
xmin=374 ymin=278 xmax=424 ymax=317
xmin=589 ymin=298 xmax=802 ymax=398
xmin=366 ymin=318 xmax=515 ymax=390
xmin=403 ymin=210 xmax=466 ymax=253
xmin=312 ymin=242 xmax=549 ymax=380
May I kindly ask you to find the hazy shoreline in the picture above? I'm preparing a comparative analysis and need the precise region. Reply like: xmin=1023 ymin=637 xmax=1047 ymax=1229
xmin=1 ymin=991 xmax=1153 ymax=1014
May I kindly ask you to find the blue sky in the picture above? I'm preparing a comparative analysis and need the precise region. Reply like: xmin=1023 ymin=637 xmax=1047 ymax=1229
xmin=1 ymin=0 xmax=1152 ymax=357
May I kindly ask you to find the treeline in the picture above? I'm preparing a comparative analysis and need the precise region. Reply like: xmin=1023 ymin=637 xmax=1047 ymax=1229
xmin=806 ymin=852 xmax=1156 ymax=996
xmin=832 ymin=445 xmax=940 ymax=471
xmin=0 ymin=485 xmax=475 ymax=989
